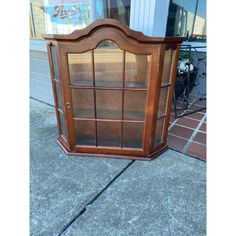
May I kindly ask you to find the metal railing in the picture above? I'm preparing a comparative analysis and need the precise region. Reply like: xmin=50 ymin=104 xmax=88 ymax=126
xmin=172 ymin=44 xmax=206 ymax=118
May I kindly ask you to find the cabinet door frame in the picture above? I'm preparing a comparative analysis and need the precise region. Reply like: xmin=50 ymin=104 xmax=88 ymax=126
xmin=47 ymin=42 xmax=70 ymax=150
xmin=56 ymin=28 xmax=158 ymax=156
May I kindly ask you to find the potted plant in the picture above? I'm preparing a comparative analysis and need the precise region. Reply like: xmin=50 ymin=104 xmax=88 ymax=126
xmin=174 ymin=52 xmax=198 ymax=99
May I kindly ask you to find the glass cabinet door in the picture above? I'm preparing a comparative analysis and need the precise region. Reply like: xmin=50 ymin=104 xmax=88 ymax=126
xmin=94 ymin=41 xmax=123 ymax=87
xmin=154 ymin=48 xmax=175 ymax=149
xmin=67 ymin=40 xmax=151 ymax=150
xmin=50 ymin=45 xmax=67 ymax=139
xmin=68 ymin=52 xmax=93 ymax=86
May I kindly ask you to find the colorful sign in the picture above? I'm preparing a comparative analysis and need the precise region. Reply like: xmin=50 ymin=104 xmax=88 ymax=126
xmin=44 ymin=3 xmax=90 ymax=25
xmin=48 ymin=0 xmax=89 ymax=5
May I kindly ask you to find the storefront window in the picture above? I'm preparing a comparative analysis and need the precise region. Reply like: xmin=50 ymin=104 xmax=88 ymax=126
xmin=30 ymin=0 xmax=130 ymax=39
xmin=191 ymin=0 xmax=206 ymax=41
xmin=166 ymin=0 xmax=206 ymax=40
xmin=96 ymin=0 xmax=130 ymax=26
xmin=30 ymin=0 xmax=46 ymax=39
xmin=166 ymin=0 xmax=197 ymax=37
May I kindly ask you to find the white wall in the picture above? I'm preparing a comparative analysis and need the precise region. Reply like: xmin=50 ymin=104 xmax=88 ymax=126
xmin=129 ymin=0 xmax=170 ymax=37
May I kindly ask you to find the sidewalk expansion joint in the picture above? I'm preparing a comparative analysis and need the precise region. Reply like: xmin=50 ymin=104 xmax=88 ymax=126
xmin=168 ymin=147 xmax=206 ymax=162
xmin=182 ymin=113 xmax=207 ymax=153
xmin=57 ymin=160 xmax=135 ymax=236
xmin=30 ymin=96 xmax=55 ymax=108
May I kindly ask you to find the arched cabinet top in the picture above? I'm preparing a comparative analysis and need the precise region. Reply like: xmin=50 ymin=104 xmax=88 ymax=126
xmin=44 ymin=19 xmax=186 ymax=44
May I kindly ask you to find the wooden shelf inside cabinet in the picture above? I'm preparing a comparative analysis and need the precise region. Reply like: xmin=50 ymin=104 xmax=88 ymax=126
xmin=70 ymin=80 xmax=148 ymax=89
xmin=44 ymin=19 xmax=185 ymax=160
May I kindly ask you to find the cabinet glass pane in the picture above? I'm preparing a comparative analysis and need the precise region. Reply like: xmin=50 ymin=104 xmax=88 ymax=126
xmin=68 ymin=52 xmax=93 ymax=86
xmin=125 ymin=53 xmax=150 ymax=88
xmin=71 ymin=89 xmax=94 ymax=118
xmin=59 ymin=112 xmax=66 ymax=138
xmin=154 ymin=118 xmax=164 ymax=147
xmin=96 ymin=90 xmax=122 ymax=119
xmin=158 ymin=87 xmax=169 ymax=117
xmin=162 ymin=49 xmax=173 ymax=85
xmin=97 ymin=121 xmax=121 ymax=147
xmin=55 ymin=81 xmax=63 ymax=111
xmin=94 ymin=40 xmax=123 ymax=87
xmin=75 ymin=120 xmax=96 ymax=146
xmin=123 ymin=122 xmax=144 ymax=148
xmin=124 ymin=91 xmax=147 ymax=120
xmin=51 ymin=46 xmax=59 ymax=79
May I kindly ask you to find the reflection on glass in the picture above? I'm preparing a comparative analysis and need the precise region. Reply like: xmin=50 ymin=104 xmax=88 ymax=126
xmin=71 ymin=89 xmax=94 ymax=118
xmin=158 ymin=87 xmax=169 ymax=117
xmin=123 ymin=122 xmax=143 ymax=148
xmin=30 ymin=1 xmax=91 ymax=38
xmin=75 ymin=120 xmax=96 ymax=146
xmin=124 ymin=91 xmax=147 ymax=120
xmin=154 ymin=118 xmax=164 ymax=146
xmin=125 ymin=53 xmax=150 ymax=88
xmin=30 ymin=1 xmax=46 ymax=39
xmin=95 ymin=0 xmax=131 ymax=26
xmin=162 ymin=49 xmax=173 ymax=85
xmin=51 ymin=46 xmax=59 ymax=79
xmin=55 ymin=81 xmax=63 ymax=111
xmin=68 ymin=52 xmax=93 ymax=86
xmin=94 ymin=40 xmax=123 ymax=87
xmin=97 ymin=121 xmax=121 ymax=147
xmin=166 ymin=0 xmax=198 ymax=37
xmin=30 ymin=1 xmax=131 ymax=39
xmin=96 ymin=90 xmax=122 ymax=119
xmin=192 ymin=0 xmax=206 ymax=39
xmin=59 ymin=112 xmax=66 ymax=138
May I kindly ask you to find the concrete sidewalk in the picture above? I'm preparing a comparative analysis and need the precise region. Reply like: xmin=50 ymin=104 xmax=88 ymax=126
xmin=30 ymin=98 xmax=206 ymax=236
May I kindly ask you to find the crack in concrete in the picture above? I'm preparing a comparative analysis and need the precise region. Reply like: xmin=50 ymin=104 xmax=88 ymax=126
xmin=57 ymin=160 xmax=135 ymax=236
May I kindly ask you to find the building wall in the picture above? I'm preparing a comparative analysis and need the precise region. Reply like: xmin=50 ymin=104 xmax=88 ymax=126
xmin=129 ymin=0 xmax=170 ymax=37
xmin=30 ymin=50 xmax=54 ymax=105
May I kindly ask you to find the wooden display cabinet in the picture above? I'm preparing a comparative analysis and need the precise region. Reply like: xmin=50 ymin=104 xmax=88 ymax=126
xmin=44 ymin=19 xmax=185 ymax=160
